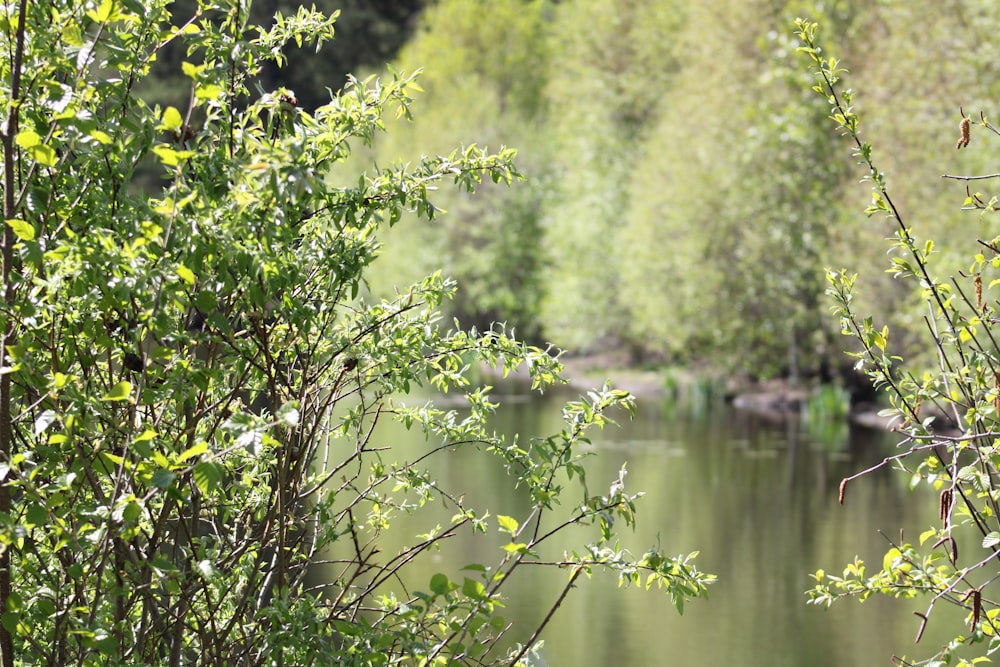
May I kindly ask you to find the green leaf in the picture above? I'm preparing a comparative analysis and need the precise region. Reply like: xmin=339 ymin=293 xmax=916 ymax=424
xmin=160 ymin=106 xmax=183 ymax=132
xmin=5 ymin=219 xmax=34 ymax=242
xmin=16 ymin=129 xmax=57 ymax=166
xmin=983 ymin=532 xmax=1000 ymax=549
xmin=89 ymin=130 xmax=113 ymax=145
xmin=28 ymin=143 xmax=57 ymax=167
xmin=195 ymin=83 xmax=224 ymax=100
xmin=122 ymin=501 xmax=141 ymax=524
xmin=25 ymin=505 xmax=48 ymax=528
xmin=497 ymin=514 xmax=518 ymax=535
xmin=14 ymin=130 xmax=40 ymax=149
xmin=134 ymin=429 xmax=157 ymax=443
xmin=86 ymin=0 xmax=114 ymax=22
xmin=181 ymin=61 xmax=204 ymax=78
xmin=194 ymin=291 xmax=217 ymax=312
xmin=152 ymin=145 xmax=193 ymax=167
xmin=193 ymin=462 xmax=223 ymax=494
xmin=176 ymin=264 xmax=196 ymax=285
xmin=101 ymin=380 xmax=132 ymax=401
xmin=462 ymin=577 xmax=486 ymax=600
xmin=176 ymin=441 xmax=209 ymax=464
xmin=0 ymin=612 xmax=16 ymax=634
xmin=150 ymin=469 xmax=176 ymax=489
xmin=429 ymin=573 xmax=451 ymax=596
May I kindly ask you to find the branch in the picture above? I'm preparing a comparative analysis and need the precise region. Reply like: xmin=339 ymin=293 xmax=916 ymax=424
xmin=508 ymin=567 xmax=582 ymax=666
xmin=941 ymin=173 xmax=1000 ymax=181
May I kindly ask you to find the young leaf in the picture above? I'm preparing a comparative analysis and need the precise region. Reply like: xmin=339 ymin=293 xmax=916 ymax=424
xmin=101 ymin=380 xmax=132 ymax=401
xmin=497 ymin=514 xmax=519 ymax=535
xmin=176 ymin=264 xmax=196 ymax=285
xmin=5 ymin=219 xmax=34 ymax=242
xmin=193 ymin=462 xmax=223 ymax=494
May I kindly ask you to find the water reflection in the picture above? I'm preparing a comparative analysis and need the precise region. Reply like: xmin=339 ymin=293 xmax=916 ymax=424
xmin=317 ymin=386 xmax=948 ymax=666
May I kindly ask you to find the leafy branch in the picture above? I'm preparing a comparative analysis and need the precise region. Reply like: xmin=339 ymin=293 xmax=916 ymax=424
xmin=797 ymin=17 xmax=1000 ymax=667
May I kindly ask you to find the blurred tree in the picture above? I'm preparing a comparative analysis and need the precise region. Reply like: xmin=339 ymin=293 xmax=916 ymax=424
xmin=620 ymin=0 xmax=859 ymax=378
xmin=538 ymin=0 xmax=685 ymax=353
xmin=367 ymin=0 xmax=551 ymax=339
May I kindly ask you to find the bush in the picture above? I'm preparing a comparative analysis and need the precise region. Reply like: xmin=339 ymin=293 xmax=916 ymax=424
xmin=799 ymin=18 xmax=1000 ymax=666
xmin=0 ymin=1 xmax=713 ymax=664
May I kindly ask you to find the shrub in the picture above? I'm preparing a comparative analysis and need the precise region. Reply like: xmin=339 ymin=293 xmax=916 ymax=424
xmin=0 ymin=1 xmax=713 ymax=664
xmin=799 ymin=18 xmax=1000 ymax=666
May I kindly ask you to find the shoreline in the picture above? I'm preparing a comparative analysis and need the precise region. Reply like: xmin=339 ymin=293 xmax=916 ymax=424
xmin=554 ymin=351 xmax=895 ymax=431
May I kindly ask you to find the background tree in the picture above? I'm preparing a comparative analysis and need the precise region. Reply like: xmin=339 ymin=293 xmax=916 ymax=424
xmin=368 ymin=0 xmax=551 ymax=340
xmin=360 ymin=0 xmax=1000 ymax=381
xmin=537 ymin=0 xmax=684 ymax=353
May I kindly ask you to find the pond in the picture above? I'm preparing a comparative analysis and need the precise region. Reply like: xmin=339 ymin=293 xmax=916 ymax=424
xmin=317 ymin=382 xmax=952 ymax=666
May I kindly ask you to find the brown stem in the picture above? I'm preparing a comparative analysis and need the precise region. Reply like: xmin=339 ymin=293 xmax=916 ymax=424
xmin=508 ymin=567 xmax=583 ymax=666
xmin=0 ymin=0 xmax=28 ymax=663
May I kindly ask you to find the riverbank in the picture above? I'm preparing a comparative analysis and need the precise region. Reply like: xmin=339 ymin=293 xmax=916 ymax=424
xmin=557 ymin=351 xmax=894 ymax=430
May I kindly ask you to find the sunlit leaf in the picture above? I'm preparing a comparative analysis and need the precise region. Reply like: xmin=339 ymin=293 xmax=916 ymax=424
xmin=497 ymin=515 xmax=518 ymax=535
xmin=160 ymin=106 xmax=183 ymax=132
xmin=462 ymin=578 xmax=486 ymax=600
xmin=176 ymin=441 xmax=209 ymax=464
xmin=195 ymin=83 xmax=223 ymax=100
xmin=176 ymin=264 xmax=196 ymax=285
xmin=101 ymin=380 xmax=132 ymax=401
xmin=194 ymin=462 xmax=223 ymax=494
xmin=181 ymin=61 xmax=204 ymax=78
xmin=5 ymin=219 xmax=34 ymax=241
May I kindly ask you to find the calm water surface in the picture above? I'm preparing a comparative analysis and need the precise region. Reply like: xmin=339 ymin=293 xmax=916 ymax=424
xmin=321 ymin=385 xmax=949 ymax=666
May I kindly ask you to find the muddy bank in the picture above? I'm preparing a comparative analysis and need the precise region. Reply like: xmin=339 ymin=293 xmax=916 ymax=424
xmin=556 ymin=352 xmax=894 ymax=430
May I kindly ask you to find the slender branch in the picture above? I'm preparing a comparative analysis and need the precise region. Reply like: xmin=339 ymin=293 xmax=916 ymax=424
xmin=941 ymin=173 xmax=1000 ymax=181
xmin=0 ymin=0 xmax=28 ymax=663
xmin=508 ymin=567 xmax=582 ymax=666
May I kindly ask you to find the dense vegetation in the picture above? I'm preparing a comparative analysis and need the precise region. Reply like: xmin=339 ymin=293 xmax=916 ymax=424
xmin=0 ymin=0 xmax=714 ymax=663
xmin=364 ymin=0 xmax=1000 ymax=382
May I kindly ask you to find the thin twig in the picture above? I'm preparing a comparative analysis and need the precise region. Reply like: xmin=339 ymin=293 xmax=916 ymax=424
xmin=942 ymin=173 xmax=1000 ymax=181
xmin=508 ymin=567 xmax=583 ymax=666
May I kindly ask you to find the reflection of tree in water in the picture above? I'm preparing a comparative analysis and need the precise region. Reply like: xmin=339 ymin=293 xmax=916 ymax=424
xmin=614 ymin=399 xmax=928 ymax=667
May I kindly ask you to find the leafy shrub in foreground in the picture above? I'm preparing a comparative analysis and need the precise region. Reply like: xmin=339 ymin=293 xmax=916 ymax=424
xmin=0 ymin=1 xmax=713 ymax=664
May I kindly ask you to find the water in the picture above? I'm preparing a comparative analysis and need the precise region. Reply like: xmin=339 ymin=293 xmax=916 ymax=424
xmin=317 ymin=384 xmax=951 ymax=666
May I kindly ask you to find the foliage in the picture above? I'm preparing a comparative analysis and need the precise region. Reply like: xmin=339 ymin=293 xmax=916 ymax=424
xmin=620 ymin=0 xmax=857 ymax=375
xmin=537 ymin=0 xmax=685 ymax=352
xmin=798 ymin=18 xmax=1000 ymax=666
xmin=0 ymin=0 xmax=713 ymax=664
xmin=355 ymin=0 xmax=1000 ymax=379
xmin=137 ymin=0 xmax=427 ymax=113
xmin=367 ymin=0 xmax=551 ymax=340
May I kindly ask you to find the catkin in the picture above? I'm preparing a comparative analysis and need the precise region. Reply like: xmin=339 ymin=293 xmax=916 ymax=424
xmin=957 ymin=116 xmax=972 ymax=149
xmin=838 ymin=478 xmax=847 ymax=504
xmin=995 ymin=372 xmax=1000 ymax=417
xmin=939 ymin=488 xmax=953 ymax=521
xmin=972 ymin=589 xmax=982 ymax=632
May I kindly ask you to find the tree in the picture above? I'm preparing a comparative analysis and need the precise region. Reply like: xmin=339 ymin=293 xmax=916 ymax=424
xmin=0 ymin=0 xmax=713 ymax=663
xmin=367 ymin=0 xmax=551 ymax=340
xmin=799 ymin=18 xmax=1000 ymax=666
xmin=538 ymin=0 xmax=685 ymax=353
xmin=619 ymin=0 xmax=859 ymax=377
